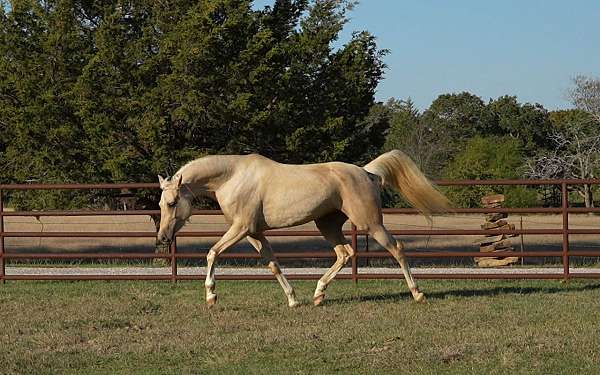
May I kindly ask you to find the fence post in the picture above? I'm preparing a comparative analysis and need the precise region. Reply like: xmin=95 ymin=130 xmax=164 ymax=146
xmin=364 ymin=233 xmax=370 ymax=268
xmin=0 ymin=190 xmax=4 ymax=284
xmin=351 ymin=223 xmax=358 ymax=284
xmin=171 ymin=237 xmax=177 ymax=283
xmin=561 ymin=182 xmax=570 ymax=280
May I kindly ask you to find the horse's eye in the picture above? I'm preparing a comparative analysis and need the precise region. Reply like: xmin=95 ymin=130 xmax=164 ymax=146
xmin=168 ymin=201 xmax=177 ymax=207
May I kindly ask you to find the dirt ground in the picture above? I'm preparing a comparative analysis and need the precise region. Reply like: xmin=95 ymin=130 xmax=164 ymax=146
xmin=4 ymin=213 xmax=600 ymax=267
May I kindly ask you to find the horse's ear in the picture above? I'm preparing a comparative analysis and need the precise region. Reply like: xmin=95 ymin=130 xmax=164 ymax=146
xmin=174 ymin=174 xmax=182 ymax=187
xmin=158 ymin=175 xmax=166 ymax=189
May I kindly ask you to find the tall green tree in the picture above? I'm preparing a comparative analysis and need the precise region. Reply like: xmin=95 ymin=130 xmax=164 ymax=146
xmin=72 ymin=0 xmax=387 ymax=179
xmin=422 ymin=92 xmax=490 ymax=141
xmin=444 ymin=136 xmax=536 ymax=208
xmin=486 ymin=95 xmax=552 ymax=155
xmin=417 ymin=92 xmax=493 ymax=176
xmin=383 ymin=98 xmax=444 ymax=177
xmin=1 ymin=0 xmax=388 ymax=209
xmin=0 ymin=0 xmax=98 ymax=208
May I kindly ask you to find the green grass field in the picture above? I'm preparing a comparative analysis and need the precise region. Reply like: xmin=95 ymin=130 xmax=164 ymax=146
xmin=1 ymin=279 xmax=600 ymax=374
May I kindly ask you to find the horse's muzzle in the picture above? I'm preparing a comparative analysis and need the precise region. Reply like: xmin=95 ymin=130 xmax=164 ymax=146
xmin=157 ymin=234 xmax=172 ymax=245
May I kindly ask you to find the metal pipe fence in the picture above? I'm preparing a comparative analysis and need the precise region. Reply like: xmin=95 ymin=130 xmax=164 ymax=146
xmin=2 ymin=179 xmax=600 ymax=282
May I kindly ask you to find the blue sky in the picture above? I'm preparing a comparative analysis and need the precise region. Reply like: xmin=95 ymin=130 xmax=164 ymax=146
xmin=253 ymin=0 xmax=600 ymax=110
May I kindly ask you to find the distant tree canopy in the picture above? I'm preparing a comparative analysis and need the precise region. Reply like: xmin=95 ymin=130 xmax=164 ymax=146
xmin=383 ymin=92 xmax=555 ymax=179
xmin=381 ymin=93 xmax=575 ymax=207
xmin=0 ymin=0 xmax=387 ymax=208
xmin=568 ymin=75 xmax=600 ymax=123
xmin=443 ymin=135 xmax=537 ymax=208
xmin=526 ymin=108 xmax=600 ymax=208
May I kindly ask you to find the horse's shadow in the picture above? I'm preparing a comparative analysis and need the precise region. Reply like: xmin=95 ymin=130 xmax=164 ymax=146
xmin=326 ymin=282 xmax=600 ymax=304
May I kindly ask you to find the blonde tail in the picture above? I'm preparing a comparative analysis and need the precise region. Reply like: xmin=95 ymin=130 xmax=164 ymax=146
xmin=363 ymin=150 xmax=450 ymax=218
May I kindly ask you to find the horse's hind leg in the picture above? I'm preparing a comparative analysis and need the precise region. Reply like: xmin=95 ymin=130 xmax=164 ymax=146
xmin=205 ymin=223 xmax=248 ymax=307
xmin=369 ymin=225 xmax=425 ymax=302
xmin=313 ymin=213 xmax=354 ymax=306
xmin=247 ymin=234 xmax=299 ymax=307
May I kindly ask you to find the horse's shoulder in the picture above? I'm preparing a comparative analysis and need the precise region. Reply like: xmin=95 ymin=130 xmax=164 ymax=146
xmin=234 ymin=154 xmax=280 ymax=177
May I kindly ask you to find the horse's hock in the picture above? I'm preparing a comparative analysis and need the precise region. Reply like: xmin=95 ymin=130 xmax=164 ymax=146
xmin=475 ymin=194 xmax=520 ymax=267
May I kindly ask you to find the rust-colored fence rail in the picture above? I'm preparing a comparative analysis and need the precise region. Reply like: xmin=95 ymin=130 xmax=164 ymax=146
xmin=2 ymin=179 xmax=600 ymax=283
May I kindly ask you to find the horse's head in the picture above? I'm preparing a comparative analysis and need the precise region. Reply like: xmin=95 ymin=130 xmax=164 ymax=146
xmin=157 ymin=174 xmax=192 ymax=244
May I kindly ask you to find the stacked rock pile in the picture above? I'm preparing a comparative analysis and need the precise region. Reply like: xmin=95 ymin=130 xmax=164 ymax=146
xmin=475 ymin=194 xmax=520 ymax=267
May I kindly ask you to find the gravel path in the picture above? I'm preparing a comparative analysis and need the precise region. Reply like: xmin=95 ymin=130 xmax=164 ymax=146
xmin=5 ymin=266 xmax=600 ymax=276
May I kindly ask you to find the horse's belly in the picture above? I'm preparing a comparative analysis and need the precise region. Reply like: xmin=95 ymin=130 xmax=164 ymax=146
xmin=262 ymin=199 xmax=335 ymax=229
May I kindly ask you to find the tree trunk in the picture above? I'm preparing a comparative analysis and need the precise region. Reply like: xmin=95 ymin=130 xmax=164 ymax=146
xmin=584 ymin=184 xmax=594 ymax=208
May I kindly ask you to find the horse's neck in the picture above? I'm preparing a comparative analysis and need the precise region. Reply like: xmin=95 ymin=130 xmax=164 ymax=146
xmin=177 ymin=156 xmax=235 ymax=192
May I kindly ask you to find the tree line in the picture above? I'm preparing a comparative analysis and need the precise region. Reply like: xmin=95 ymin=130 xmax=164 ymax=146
xmin=380 ymin=85 xmax=600 ymax=208
xmin=1 ymin=0 xmax=599 ymax=209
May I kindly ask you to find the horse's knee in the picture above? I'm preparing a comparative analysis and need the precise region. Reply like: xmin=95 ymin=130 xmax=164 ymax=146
xmin=340 ymin=254 xmax=350 ymax=265
xmin=343 ymin=244 xmax=356 ymax=258
xmin=268 ymin=261 xmax=281 ymax=275
xmin=207 ymin=250 xmax=217 ymax=263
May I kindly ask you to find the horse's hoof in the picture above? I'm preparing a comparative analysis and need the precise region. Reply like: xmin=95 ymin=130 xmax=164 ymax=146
xmin=207 ymin=295 xmax=217 ymax=308
xmin=289 ymin=300 xmax=300 ymax=308
xmin=313 ymin=294 xmax=325 ymax=306
xmin=413 ymin=292 xmax=426 ymax=303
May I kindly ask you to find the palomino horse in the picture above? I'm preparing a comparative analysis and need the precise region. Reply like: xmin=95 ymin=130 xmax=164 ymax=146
xmin=157 ymin=150 xmax=449 ymax=307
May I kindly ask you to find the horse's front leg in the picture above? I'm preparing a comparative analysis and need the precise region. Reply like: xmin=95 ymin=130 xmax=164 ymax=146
xmin=205 ymin=224 xmax=247 ymax=307
xmin=247 ymin=234 xmax=299 ymax=307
